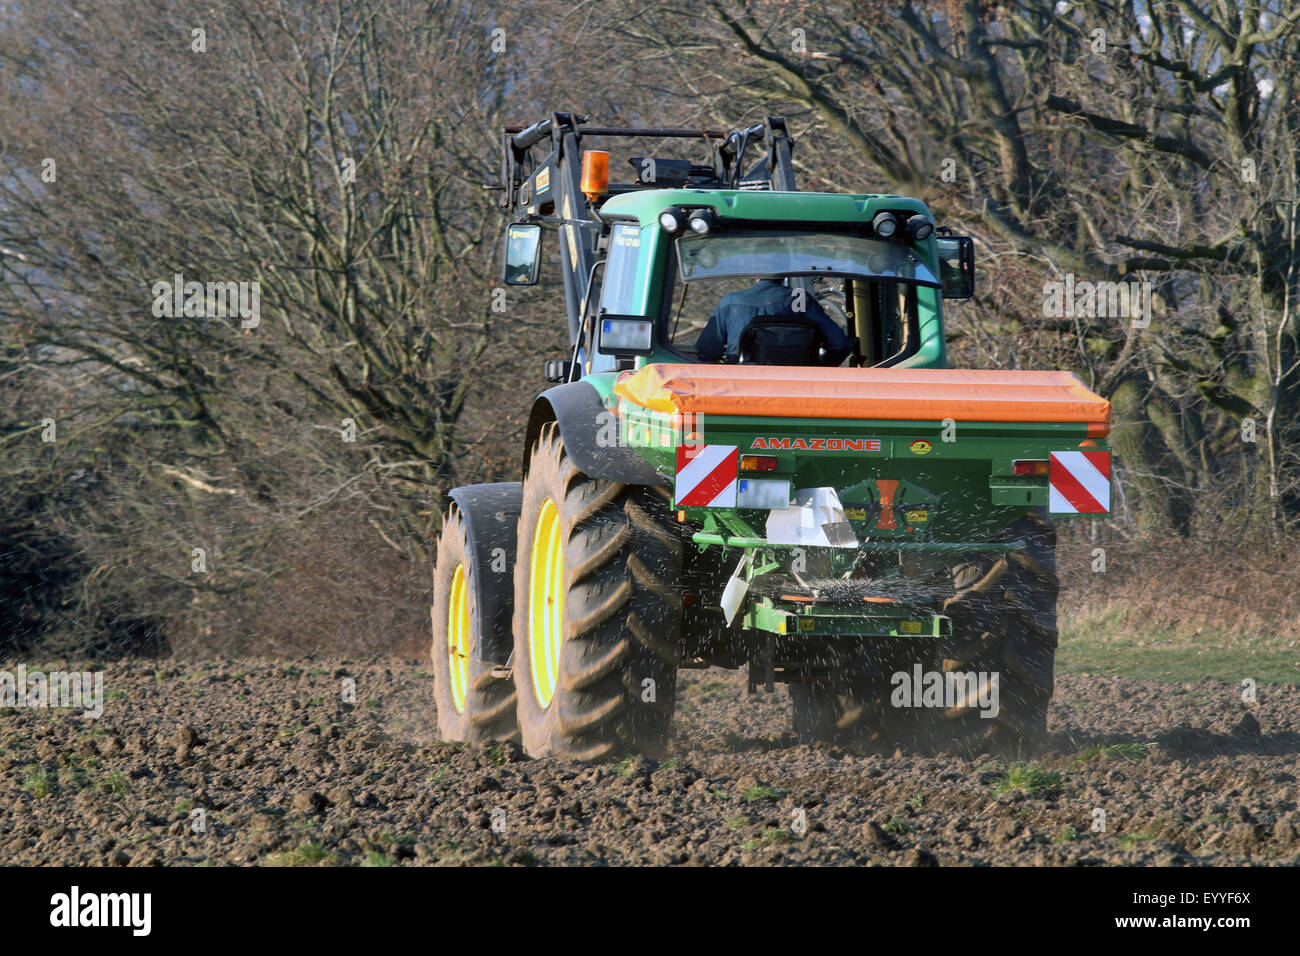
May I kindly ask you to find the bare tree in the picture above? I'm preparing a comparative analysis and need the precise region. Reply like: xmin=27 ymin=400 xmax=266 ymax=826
xmin=0 ymin=0 xmax=551 ymax=650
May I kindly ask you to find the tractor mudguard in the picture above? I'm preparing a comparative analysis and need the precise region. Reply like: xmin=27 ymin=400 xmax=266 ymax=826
xmin=524 ymin=381 xmax=668 ymax=486
xmin=447 ymin=482 xmax=522 ymax=664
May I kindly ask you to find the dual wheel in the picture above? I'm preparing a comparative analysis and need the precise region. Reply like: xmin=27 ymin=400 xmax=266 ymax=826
xmin=432 ymin=424 xmax=683 ymax=759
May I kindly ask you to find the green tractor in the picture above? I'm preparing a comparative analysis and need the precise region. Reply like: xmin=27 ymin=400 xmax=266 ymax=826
xmin=430 ymin=113 xmax=1111 ymax=759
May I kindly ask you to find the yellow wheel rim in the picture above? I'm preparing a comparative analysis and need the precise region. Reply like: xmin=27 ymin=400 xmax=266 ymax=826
xmin=528 ymin=497 xmax=564 ymax=709
xmin=447 ymin=563 xmax=470 ymax=714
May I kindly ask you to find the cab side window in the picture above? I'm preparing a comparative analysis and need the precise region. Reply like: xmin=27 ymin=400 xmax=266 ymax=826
xmin=600 ymin=223 xmax=642 ymax=314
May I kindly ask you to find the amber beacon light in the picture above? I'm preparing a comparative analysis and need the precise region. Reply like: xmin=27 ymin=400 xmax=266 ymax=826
xmin=580 ymin=150 xmax=610 ymax=201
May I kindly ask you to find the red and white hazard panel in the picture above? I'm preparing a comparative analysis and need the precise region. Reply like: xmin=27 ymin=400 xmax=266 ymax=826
xmin=675 ymin=444 xmax=738 ymax=508
xmin=1049 ymin=451 xmax=1111 ymax=514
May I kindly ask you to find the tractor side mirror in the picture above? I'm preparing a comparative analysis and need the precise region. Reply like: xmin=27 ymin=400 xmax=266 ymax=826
xmin=503 ymin=222 xmax=542 ymax=285
xmin=935 ymin=236 xmax=975 ymax=299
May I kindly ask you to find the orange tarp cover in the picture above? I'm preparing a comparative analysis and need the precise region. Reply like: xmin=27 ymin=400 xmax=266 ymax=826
xmin=614 ymin=364 xmax=1110 ymax=424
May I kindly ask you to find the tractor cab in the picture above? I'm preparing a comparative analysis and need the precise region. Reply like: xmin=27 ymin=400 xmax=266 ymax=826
xmin=591 ymin=190 xmax=976 ymax=375
xmin=490 ymin=113 xmax=975 ymax=378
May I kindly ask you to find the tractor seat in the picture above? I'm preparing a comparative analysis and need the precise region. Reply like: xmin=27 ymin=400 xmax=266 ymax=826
xmin=737 ymin=314 xmax=822 ymax=366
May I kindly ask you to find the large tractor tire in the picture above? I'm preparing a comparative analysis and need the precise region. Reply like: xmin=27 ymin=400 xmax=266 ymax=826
xmin=934 ymin=511 xmax=1059 ymax=753
xmin=789 ymin=674 xmax=924 ymax=749
xmin=511 ymin=423 xmax=683 ymax=760
xmin=788 ymin=511 xmax=1058 ymax=754
xmin=431 ymin=504 xmax=519 ymax=744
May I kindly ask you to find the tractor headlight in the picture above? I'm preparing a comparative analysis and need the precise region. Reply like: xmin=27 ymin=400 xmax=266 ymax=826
xmin=903 ymin=214 xmax=934 ymax=241
xmin=872 ymin=211 xmax=898 ymax=238
xmin=659 ymin=206 xmax=685 ymax=233
xmin=687 ymin=208 xmax=715 ymax=235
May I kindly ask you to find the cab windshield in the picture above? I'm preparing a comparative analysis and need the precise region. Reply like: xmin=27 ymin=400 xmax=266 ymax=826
xmin=676 ymin=230 xmax=940 ymax=287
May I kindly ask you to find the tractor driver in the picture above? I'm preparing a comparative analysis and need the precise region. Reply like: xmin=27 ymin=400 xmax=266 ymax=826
xmin=695 ymin=276 xmax=852 ymax=365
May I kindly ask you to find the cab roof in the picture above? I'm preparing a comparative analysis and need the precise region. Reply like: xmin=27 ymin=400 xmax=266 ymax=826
xmin=597 ymin=189 xmax=933 ymax=228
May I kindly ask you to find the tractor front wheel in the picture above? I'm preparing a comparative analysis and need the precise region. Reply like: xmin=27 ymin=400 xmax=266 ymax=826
xmin=431 ymin=504 xmax=519 ymax=743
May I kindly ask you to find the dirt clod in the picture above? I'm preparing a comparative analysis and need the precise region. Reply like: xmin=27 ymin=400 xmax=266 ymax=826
xmin=291 ymin=791 xmax=330 ymax=815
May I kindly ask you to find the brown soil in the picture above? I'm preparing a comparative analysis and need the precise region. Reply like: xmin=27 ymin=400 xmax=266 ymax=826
xmin=1 ymin=660 xmax=1296 ymax=866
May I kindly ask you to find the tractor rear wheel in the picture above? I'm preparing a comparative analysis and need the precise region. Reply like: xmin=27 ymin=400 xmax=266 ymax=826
xmin=788 ymin=511 xmax=1058 ymax=754
xmin=933 ymin=511 xmax=1059 ymax=752
xmin=511 ymin=423 xmax=683 ymax=760
xmin=431 ymin=504 xmax=519 ymax=743
xmin=789 ymin=675 xmax=924 ymax=749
